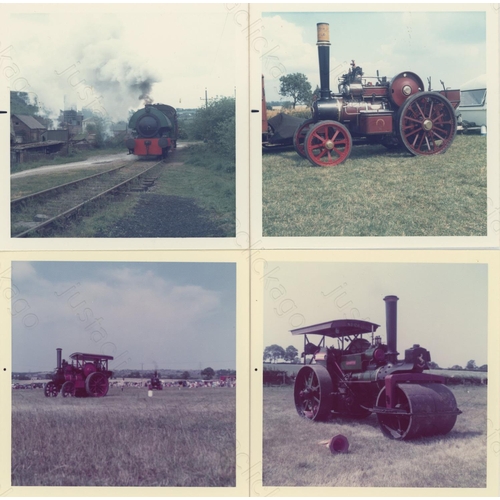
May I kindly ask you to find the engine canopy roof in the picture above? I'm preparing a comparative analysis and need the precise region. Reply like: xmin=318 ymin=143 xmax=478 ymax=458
xmin=69 ymin=352 xmax=114 ymax=361
xmin=291 ymin=319 xmax=380 ymax=339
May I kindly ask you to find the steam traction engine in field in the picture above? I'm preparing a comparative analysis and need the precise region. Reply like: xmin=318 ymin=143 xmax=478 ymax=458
xmin=294 ymin=23 xmax=460 ymax=166
xmin=293 ymin=296 xmax=461 ymax=440
xmin=149 ymin=370 xmax=163 ymax=390
xmin=44 ymin=348 xmax=113 ymax=398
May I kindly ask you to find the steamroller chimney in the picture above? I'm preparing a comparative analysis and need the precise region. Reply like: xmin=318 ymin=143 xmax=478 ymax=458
xmin=384 ymin=295 xmax=399 ymax=356
xmin=56 ymin=348 xmax=62 ymax=370
xmin=317 ymin=23 xmax=331 ymax=99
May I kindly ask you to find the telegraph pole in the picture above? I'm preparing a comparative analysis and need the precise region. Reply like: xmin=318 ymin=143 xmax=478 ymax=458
xmin=200 ymin=88 xmax=208 ymax=109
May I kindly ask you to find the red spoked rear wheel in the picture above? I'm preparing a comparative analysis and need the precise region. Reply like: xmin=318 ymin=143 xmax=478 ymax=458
xmin=85 ymin=372 xmax=109 ymax=397
xmin=398 ymin=92 xmax=457 ymax=156
xmin=304 ymin=121 xmax=352 ymax=167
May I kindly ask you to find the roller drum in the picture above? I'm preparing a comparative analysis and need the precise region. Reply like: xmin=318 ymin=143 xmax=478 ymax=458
xmin=376 ymin=383 xmax=459 ymax=440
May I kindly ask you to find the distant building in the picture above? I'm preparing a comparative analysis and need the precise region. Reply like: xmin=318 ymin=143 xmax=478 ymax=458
xmin=41 ymin=129 xmax=70 ymax=142
xmin=59 ymin=109 xmax=84 ymax=136
xmin=11 ymin=114 xmax=47 ymax=143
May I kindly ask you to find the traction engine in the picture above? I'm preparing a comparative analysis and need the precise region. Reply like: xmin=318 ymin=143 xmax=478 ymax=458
xmin=293 ymin=295 xmax=461 ymax=440
xmin=149 ymin=370 xmax=163 ymax=390
xmin=44 ymin=348 xmax=114 ymax=398
xmin=294 ymin=23 xmax=460 ymax=166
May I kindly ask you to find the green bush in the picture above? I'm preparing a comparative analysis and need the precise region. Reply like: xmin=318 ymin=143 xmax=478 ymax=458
xmin=188 ymin=97 xmax=235 ymax=160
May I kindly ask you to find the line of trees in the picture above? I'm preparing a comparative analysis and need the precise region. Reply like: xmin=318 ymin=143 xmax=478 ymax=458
xmin=263 ymin=344 xmax=300 ymax=364
xmin=262 ymin=344 xmax=487 ymax=372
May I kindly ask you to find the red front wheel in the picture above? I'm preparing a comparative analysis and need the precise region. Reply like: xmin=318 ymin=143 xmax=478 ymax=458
xmin=304 ymin=121 xmax=352 ymax=167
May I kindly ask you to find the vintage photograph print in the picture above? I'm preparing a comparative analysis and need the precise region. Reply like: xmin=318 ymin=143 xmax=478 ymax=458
xmin=11 ymin=261 xmax=236 ymax=487
xmin=8 ymin=6 xmax=236 ymax=238
xmin=261 ymin=11 xmax=488 ymax=237
xmin=262 ymin=262 xmax=487 ymax=487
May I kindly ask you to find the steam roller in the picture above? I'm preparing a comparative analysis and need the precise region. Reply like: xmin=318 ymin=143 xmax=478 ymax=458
xmin=292 ymin=295 xmax=461 ymax=440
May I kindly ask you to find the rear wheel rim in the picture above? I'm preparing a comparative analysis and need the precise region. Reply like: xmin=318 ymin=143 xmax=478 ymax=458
xmin=87 ymin=373 xmax=108 ymax=397
xmin=294 ymin=365 xmax=332 ymax=421
xmin=399 ymin=92 xmax=457 ymax=155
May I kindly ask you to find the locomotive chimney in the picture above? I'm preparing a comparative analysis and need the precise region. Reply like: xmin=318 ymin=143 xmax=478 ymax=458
xmin=56 ymin=348 xmax=62 ymax=369
xmin=317 ymin=23 xmax=331 ymax=99
xmin=384 ymin=295 xmax=399 ymax=356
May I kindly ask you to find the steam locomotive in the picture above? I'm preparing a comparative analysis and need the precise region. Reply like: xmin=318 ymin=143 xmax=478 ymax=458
xmin=126 ymin=103 xmax=179 ymax=159
xmin=294 ymin=23 xmax=460 ymax=166
xmin=293 ymin=295 xmax=461 ymax=440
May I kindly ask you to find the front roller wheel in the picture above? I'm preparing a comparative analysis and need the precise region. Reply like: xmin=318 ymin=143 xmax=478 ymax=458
xmin=398 ymin=92 xmax=457 ymax=156
xmin=376 ymin=383 xmax=460 ymax=440
xmin=294 ymin=365 xmax=333 ymax=421
xmin=304 ymin=121 xmax=352 ymax=167
xmin=85 ymin=372 xmax=109 ymax=397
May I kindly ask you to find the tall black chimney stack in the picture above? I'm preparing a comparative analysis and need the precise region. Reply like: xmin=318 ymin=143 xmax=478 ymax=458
xmin=56 ymin=348 xmax=62 ymax=370
xmin=384 ymin=295 xmax=399 ymax=357
xmin=317 ymin=23 xmax=331 ymax=99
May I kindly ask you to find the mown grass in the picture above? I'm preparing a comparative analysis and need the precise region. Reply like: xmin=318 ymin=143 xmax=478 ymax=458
xmin=263 ymin=385 xmax=486 ymax=488
xmin=11 ymin=147 xmax=124 ymax=175
xmin=262 ymin=135 xmax=486 ymax=237
xmin=12 ymin=386 xmax=235 ymax=487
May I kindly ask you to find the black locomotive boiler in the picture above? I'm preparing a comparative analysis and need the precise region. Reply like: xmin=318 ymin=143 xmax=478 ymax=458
xmin=292 ymin=295 xmax=461 ymax=440
xmin=126 ymin=103 xmax=179 ymax=159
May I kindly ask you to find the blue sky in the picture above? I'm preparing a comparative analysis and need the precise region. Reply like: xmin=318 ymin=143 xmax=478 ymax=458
xmin=12 ymin=262 xmax=236 ymax=372
xmin=263 ymin=262 xmax=488 ymax=369
xmin=262 ymin=11 xmax=486 ymax=102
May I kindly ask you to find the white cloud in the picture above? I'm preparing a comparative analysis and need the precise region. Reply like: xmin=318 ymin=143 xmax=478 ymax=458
xmin=12 ymin=266 xmax=230 ymax=372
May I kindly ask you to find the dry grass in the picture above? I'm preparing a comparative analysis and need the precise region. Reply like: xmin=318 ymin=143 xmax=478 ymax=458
xmin=263 ymin=385 xmax=486 ymax=488
xmin=12 ymin=386 xmax=235 ymax=487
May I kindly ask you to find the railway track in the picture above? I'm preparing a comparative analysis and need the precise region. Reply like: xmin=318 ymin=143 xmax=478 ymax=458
xmin=11 ymin=160 xmax=164 ymax=237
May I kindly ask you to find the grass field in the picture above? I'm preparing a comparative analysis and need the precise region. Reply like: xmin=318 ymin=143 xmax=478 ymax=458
xmin=263 ymin=385 xmax=486 ymax=488
xmin=12 ymin=386 xmax=236 ymax=487
xmin=262 ymin=134 xmax=486 ymax=237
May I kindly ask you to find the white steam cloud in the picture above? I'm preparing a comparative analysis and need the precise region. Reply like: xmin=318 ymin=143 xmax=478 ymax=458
xmin=9 ymin=14 xmax=161 ymax=123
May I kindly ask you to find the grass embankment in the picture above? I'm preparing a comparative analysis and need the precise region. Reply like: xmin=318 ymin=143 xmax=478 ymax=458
xmin=153 ymin=145 xmax=235 ymax=235
xmin=12 ymin=386 xmax=236 ymax=487
xmin=263 ymin=135 xmax=486 ymax=237
xmin=263 ymin=385 xmax=486 ymax=488
xmin=11 ymin=147 xmax=124 ymax=175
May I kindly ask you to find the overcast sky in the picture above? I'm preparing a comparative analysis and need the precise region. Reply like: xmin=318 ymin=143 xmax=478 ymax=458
xmin=262 ymin=11 xmax=486 ymax=103
xmin=263 ymin=262 xmax=488 ymax=369
xmin=12 ymin=262 xmax=236 ymax=373
xmin=9 ymin=8 xmax=236 ymax=121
